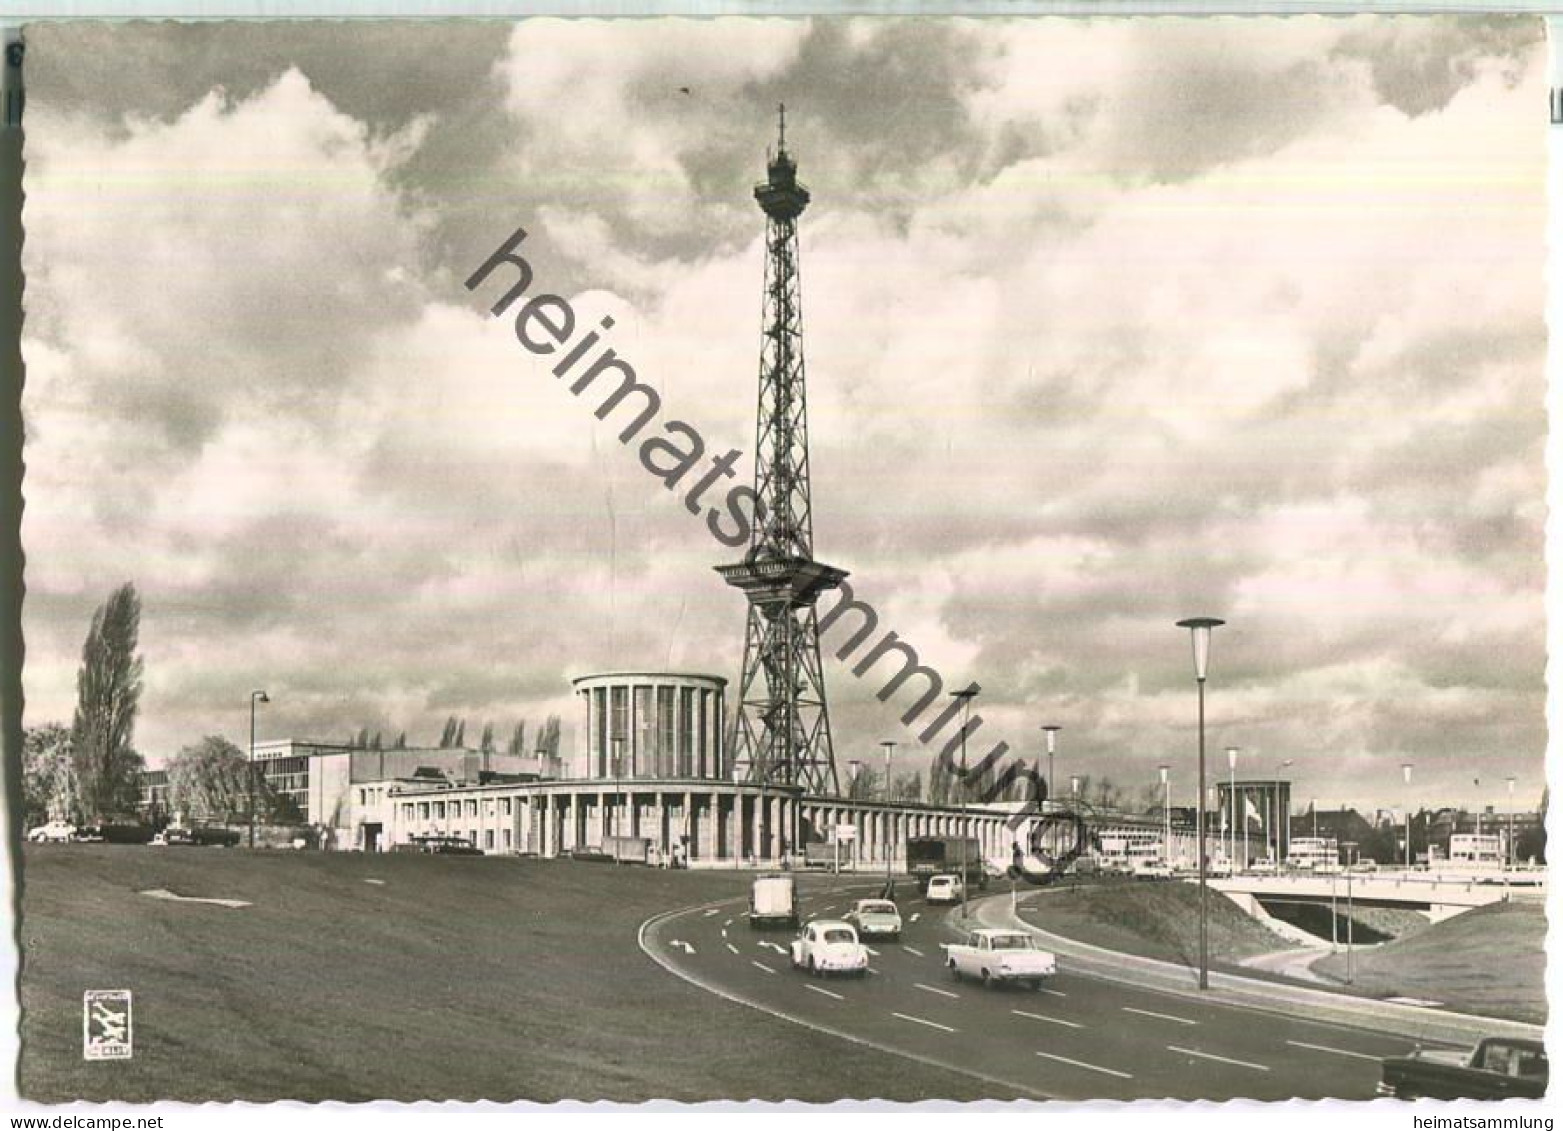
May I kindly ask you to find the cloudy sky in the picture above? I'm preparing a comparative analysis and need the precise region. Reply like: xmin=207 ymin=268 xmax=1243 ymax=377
xmin=19 ymin=16 xmax=1546 ymax=813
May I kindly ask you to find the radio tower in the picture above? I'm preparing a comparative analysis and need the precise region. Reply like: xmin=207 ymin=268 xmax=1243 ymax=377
xmin=717 ymin=106 xmax=847 ymax=796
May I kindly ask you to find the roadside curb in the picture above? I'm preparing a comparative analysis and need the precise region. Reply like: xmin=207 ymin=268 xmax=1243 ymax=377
xmin=972 ymin=892 xmax=1542 ymax=1048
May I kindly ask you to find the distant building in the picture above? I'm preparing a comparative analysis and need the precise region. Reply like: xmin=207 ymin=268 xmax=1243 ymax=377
xmin=1216 ymin=779 xmax=1292 ymax=865
xmin=1286 ymin=836 xmax=1339 ymax=870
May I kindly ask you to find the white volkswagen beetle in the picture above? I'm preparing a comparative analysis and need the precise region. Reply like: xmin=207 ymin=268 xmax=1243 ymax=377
xmin=790 ymin=919 xmax=870 ymax=977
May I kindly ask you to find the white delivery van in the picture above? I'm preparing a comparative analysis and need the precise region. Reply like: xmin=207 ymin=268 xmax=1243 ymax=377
xmin=749 ymin=873 xmax=799 ymax=929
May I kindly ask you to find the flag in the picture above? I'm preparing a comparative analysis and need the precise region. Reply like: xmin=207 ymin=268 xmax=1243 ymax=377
xmin=1244 ymin=796 xmax=1263 ymax=828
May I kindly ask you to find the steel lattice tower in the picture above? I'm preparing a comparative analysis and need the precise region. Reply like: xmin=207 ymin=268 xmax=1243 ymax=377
xmin=717 ymin=107 xmax=848 ymax=796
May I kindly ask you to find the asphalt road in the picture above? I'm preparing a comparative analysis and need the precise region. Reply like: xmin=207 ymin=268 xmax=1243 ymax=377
xmin=641 ymin=875 xmax=1437 ymax=1102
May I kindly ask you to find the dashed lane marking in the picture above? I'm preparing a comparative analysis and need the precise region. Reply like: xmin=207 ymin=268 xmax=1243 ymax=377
xmin=726 ymin=943 xmax=740 ymax=955
xmin=818 ymin=905 xmax=836 ymax=914
xmin=893 ymin=1012 xmax=957 ymax=1034
xmin=759 ymin=940 xmax=788 ymax=955
xmin=805 ymin=985 xmax=844 ymax=1001
xmin=704 ymin=909 xmax=721 ymax=917
xmin=1168 ymin=1045 xmax=1270 ymax=1072
xmin=139 ymin=889 xmax=251 ymax=909
xmin=1012 ymin=1010 xmax=1081 ymax=1029
xmin=1037 ymin=987 xmax=1067 ymax=998
xmin=864 ymin=946 xmax=880 ymax=956
xmin=901 ymin=945 xmax=925 ymax=957
xmin=1285 ymin=1040 xmax=1381 ymax=1062
xmin=751 ymin=961 xmax=778 ymax=975
xmin=362 ymin=879 xmax=386 ymax=886
xmin=1035 ymin=1051 xmax=1132 ymax=1079
xmin=867 ymin=968 xmax=881 ymax=976
xmin=1123 ymin=1006 xmax=1196 ymax=1026
xmin=915 ymin=983 xmax=959 ymax=1000
xmin=723 ymin=918 xmax=733 ymax=927
xmin=910 ymin=913 xmax=921 ymax=923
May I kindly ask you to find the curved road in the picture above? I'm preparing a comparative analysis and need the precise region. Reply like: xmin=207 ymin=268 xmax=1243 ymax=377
xmin=641 ymin=876 xmax=1439 ymax=1102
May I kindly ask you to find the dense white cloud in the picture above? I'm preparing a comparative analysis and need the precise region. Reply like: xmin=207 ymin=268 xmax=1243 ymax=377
xmin=19 ymin=18 xmax=1546 ymax=813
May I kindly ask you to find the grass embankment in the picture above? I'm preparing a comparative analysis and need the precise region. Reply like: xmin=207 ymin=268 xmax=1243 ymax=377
xmin=21 ymin=846 xmax=1010 ymax=1103
xmin=1020 ymin=879 xmax=1287 ymax=968
xmin=1311 ymin=901 xmax=1546 ymax=1025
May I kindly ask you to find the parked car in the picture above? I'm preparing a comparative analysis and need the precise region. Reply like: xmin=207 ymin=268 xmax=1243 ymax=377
xmin=843 ymin=898 xmax=902 ymax=941
xmin=1377 ymin=1038 xmax=1547 ymax=1100
xmin=1133 ymin=860 xmax=1174 ymax=880
xmin=925 ymin=873 xmax=964 ymax=905
xmin=789 ymin=920 xmax=869 ymax=977
xmin=748 ymin=873 xmax=799 ymax=929
xmin=944 ymin=928 xmax=1057 ymax=989
xmin=27 ymin=820 xmax=76 ymax=843
xmin=393 ymin=834 xmax=482 ymax=856
xmin=72 ymin=824 xmax=106 ymax=843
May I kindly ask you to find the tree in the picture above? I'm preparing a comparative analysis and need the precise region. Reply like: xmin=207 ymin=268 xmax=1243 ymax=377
xmin=370 ymin=731 xmax=382 ymax=751
xmin=70 ymin=583 xmax=146 ymax=819
xmin=846 ymin=766 xmax=880 ymax=801
xmin=393 ymin=731 xmax=407 ymax=750
xmin=23 ymin=723 xmax=76 ymax=825
xmin=166 ymin=736 xmax=252 ymax=823
xmin=453 ymin=719 xmax=467 ymax=748
xmin=537 ymin=715 xmax=562 ymax=764
xmin=439 ymin=716 xmax=459 ymax=748
xmin=507 ymin=721 xmax=527 ymax=756
xmin=896 ymin=771 xmax=923 ymax=802
xmin=480 ymin=722 xmax=495 ymax=753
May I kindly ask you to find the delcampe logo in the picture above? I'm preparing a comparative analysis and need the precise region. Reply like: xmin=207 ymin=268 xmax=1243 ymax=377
xmin=82 ymin=990 xmax=132 ymax=1061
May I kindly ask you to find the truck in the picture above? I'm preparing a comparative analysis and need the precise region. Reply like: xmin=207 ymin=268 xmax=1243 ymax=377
xmin=748 ymin=873 xmax=799 ymax=929
xmin=943 ymin=928 xmax=1057 ymax=989
xmin=907 ymin=836 xmax=986 ymax=891
xmin=803 ymin=841 xmax=836 ymax=870
xmin=602 ymin=835 xmax=654 ymax=865
xmin=1377 ymin=1038 xmax=1547 ymax=1100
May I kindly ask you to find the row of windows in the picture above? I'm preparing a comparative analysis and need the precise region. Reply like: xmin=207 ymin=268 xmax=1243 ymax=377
xmin=399 ymin=797 xmax=517 ymax=821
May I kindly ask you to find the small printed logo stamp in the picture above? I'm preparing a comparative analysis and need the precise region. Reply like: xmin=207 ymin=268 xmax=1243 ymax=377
xmin=82 ymin=989 xmax=132 ymax=1061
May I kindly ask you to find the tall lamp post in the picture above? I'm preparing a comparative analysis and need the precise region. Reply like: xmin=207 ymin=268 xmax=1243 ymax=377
xmin=1175 ymin=616 xmax=1224 ymax=991
xmin=951 ymin=688 xmax=979 ymax=920
xmin=1225 ymin=746 xmax=1239 ymax=871
xmin=845 ymin=760 xmax=863 ymax=875
xmin=1158 ymin=764 xmax=1172 ymax=868
xmin=1342 ymin=840 xmax=1358 ymax=983
xmin=1401 ymin=763 xmax=1414 ymax=872
xmin=1041 ymin=725 xmax=1062 ymax=806
xmin=1505 ymin=775 xmax=1517 ymax=875
xmin=880 ymin=741 xmax=896 ymax=886
xmin=248 ymin=689 xmax=269 ymax=849
xmin=1272 ymin=758 xmax=1294 ymax=866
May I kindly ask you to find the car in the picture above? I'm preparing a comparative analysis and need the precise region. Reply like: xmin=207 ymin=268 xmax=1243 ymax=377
xmin=72 ymin=824 xmax=106 ymax=843
xmin=789 ymin=919 xmax=869 ymax=977
xmin=943 ymin=928 xmax=1058 ymax=989
xmin=1377 ymin=1038 xmax=1547 ymax=1100
xmin=843 ymin=898 xmax=902 ymax=941
xmin=27 ymin=820 xmax=76 ymax=843
xmin=1133 ymin=860 xmax=1174 ymax=880
xmin=925 ymin=874 xmax=964 ymax=905
xmin=158 ymin=826 xmax=197 ymax=846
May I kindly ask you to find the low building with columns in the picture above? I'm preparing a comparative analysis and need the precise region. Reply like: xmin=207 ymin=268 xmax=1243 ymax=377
xmin=282 ymin=668 xmax=1191 ymax=872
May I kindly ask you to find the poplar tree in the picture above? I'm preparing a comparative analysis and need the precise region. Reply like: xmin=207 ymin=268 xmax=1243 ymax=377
xmin=70 ymin=583 xmax=145 ymax=820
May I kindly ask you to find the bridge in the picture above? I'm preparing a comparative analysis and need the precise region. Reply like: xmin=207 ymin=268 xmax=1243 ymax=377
xmin=1211 ymin=869 xmax=1544 ymax=923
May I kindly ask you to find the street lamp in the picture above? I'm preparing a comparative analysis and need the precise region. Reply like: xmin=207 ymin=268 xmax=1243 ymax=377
xmin=611 ymin=736 xmax=625 ymax=839
xmin=1506 ymin=775 xmax=1517 ymax=874
xmin=1402 ymin=763 xmax=1414 ymax=872
xmin=1341 ymin=840 xmax=1358 ymax=983
xmin=248 ymin=690 xmax=269 ymax=849
xmin=843 ymin=760 xmax=863 ymax=874
xmin=1041 ymin=725 xmax=1062 ymax=807
xmin=880 ymin=740 xmax=897 ymax=887
xmin=1175 ymin=616 xmax=1224 ymax=991
xmin=1273 ymin=758 xmax=1294 ymax=867
xmin=1158 ymin=764 xmax=1172 ymax=868
xmin=1226 ymin=746 xmax=1239 ymax=871
xmin=951 ymin=688 xmax=979 ymax=920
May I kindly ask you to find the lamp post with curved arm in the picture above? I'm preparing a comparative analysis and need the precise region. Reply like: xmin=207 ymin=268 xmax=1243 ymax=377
xmin=1175 ymin=616 xmax=1224 ymax=991
xmin=248 ymin=690 xmax=269 ymax=849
